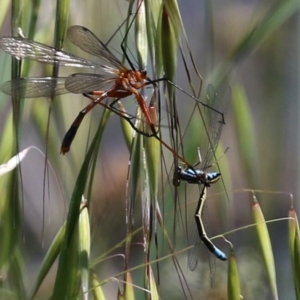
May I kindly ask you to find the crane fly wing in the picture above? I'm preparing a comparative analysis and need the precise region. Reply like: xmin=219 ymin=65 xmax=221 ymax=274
xmin=67 ymin=26 xmax=126 ymax=71
xmin=65 ymin=73 xmax=117 ymax=94
xmin=0 ymin=37 xmax=100 ymax=68
xmin=1 ymin=77 xmax=68 ymax=98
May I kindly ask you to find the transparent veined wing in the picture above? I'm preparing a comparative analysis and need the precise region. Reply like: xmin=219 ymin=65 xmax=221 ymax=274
xmin=0 ymin=37 xmax=101 ymax=69
xmin=65 ymin=73 xmax=118 ymax=94
xmin=1 ymin=77 xmax=68 ymax=98
xmin=67 ymin=26 xmax=127 ymax=71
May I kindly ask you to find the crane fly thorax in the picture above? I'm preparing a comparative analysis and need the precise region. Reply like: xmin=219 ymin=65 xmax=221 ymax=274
xmin=117 ymin=70 xmax=148 ymax=91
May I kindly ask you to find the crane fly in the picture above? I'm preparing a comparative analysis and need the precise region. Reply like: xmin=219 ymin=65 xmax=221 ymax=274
xmin=0 ymin=25 xmax=154 ymax=153
xmin=173 ymin=84 xmax=231 ymax=271
xmin=0 ymin=22 xmax=224 ymax=164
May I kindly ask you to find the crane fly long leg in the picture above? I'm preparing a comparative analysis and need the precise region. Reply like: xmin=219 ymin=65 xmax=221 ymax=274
xmin=0 ymin=26 xmax=225 ymax=159
xmin=63 ymin=78 xmax=195 ymax=167
xmin=195 ymin=186 xmax=227 ymax=261
xmin=60 ymin=95 xmax=103 ymax=154
xmin=60 ymin=89 xmax=132 ymax=154
xmin=132 ymin=93 xmax=197 ymax=167
xmin=120 ymin=91 xmax=196 ymax=166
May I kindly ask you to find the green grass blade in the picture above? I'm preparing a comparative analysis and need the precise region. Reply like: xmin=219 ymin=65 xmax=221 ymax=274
xmin=252 ymin=194 xmax=278 ymax=299
xmin=125 ymin=115 xmax=143 ymax=245
xmin=148 ymin=266 xmax=159 ymax=300
xmin=0 ymin=171 xmax=22 ymax=297
xmin=144 ymin=101 xmax=160 ymax=198
xmin=155 ymin=5 xmax=163 ymax=78
xmin=293 ymin=230 xmax=300 ymax=300
xmin=160 ymin=4 xmax=177 ymax=98
xmin=0 ymin=0 xmax=9 ymax=29
xmin=29 ymin=224 xmax=66 ymax=299
xmin=27 ymin=0 xmax=42 ymax=39
xmin=86 ymin=108 xmax=111 ymax=201
xmin=124 ymin=272 xmax=135 ymax=300
xmin=162 ymin=0 xmax=182 ymax=41
xmin=78 ymin=203 xmax=91 ymax=300
xmin=118 ymin=102 xmax=134 ymax=150
xmin=135 ymin=0 xmax=147 ymax=69
xmin=144 ymin=0 xmax=160 ymax=70
xmin=90 ymin=269 xmax=106 ymax=300
xmin=7 ymin=249 xmax=26 ymax=299
xmin=227 ymin=247 xmax=241 ymax=300
xmin=53 ymin=0 xmax=70 ymax=50
xmin=231 ymin=85 xmax=258 ymax=187
xmin=0 ymin=171 xmax=20 ymax=267
xmin=289 ymin=207 xmax=300 ymax=299
xmin=52 ymin=121 xmax=106 ymax=299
